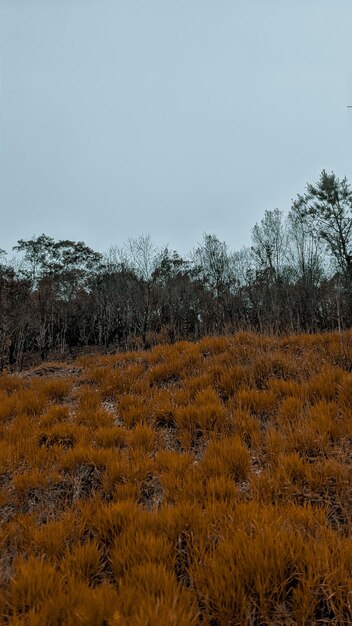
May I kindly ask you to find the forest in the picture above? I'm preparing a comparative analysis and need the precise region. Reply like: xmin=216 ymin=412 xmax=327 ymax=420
xmin=2 ymin=169 xmax=352 ymax=369
xmin=2 ymin=170 xmax=352 ymax=623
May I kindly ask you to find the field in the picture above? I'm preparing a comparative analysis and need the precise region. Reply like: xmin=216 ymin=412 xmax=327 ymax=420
xmin=1 ymin=331 xmax=352 ymax=625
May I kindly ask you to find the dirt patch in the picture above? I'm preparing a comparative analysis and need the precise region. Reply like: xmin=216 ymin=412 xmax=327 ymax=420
xmin=101 ymin=400 xmax=123 ymax=426
xmin=39 ymin=434 xmax=75 ymax=449
xmin=4 ymin=465 xmax=103 ymax=525
xmin=138 ymin=474 xmax=163 ymax=511
xmin=67 ymin=464 xmax=102 ymax=502
xmin=22 ymin=365 xmax=82 ymax=379
xmin=157 ymin=426 xmax=182 ymax=453
xmin=0 ymin=504 xmax=17 ymax=525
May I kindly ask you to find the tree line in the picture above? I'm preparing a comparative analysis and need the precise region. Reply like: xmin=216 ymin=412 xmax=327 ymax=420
xmin=2 ymin=169 xmax=352 ymax=368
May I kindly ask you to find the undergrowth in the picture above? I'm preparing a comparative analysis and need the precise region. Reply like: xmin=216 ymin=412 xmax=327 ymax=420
xmin=1 ymin=331 xmax=352 ymax=624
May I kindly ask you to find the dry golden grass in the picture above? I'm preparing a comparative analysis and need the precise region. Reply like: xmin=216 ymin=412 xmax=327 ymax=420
xmin=2 ymin=330 xmax=352 ymax=624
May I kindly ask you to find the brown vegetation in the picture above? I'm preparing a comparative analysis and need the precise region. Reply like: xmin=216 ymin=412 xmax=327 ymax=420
xmin=1 ymin=331 xmax=352 ymax=624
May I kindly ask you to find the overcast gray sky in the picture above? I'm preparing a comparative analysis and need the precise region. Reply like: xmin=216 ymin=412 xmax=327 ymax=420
xmin=1 ymin=0 xmax=352 ymax=256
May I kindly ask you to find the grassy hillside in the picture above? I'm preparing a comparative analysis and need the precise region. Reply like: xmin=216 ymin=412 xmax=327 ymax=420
xmin=1 ymin=331 xmax=352 ymax=624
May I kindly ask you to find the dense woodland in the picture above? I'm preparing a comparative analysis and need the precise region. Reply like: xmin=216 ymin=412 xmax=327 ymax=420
xmin=2 ymin=169 xmax=352 ymax=369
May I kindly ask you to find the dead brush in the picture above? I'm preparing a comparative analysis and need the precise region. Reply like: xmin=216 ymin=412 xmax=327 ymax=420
xmin=0 ymin=374 xmax=25 ymax=395
xmin=44 ymin=580 xmax=120 ymax=626
xmin=308 ymin=458 xmax=350 ymax=498
xmin=41 ymin=377 xmax=72 ymax=402
xmin=78 ymin=499 xmax=141 ymax=546
xmin=29 ymin=513 xmax=76 ymax=560
xmin=229 ymin=410 xmax=261 ymax=449
xmin=76 ymin=386 xmax=102 ymax=412
xmin=123 ymin=362 xmax=149 ymax=393
xmin=12 ymin=468 xmax=49 ymax=495
xmin=39 ymin=404 xmax=71 ymax=428
xmin=155 ymin=449 xmax=194 ymax=475
xmin=155 ymin=450 xmax=196 ymax=503
xmin=200 ymin=435 xmax=250 ymax=482
xmin=94 ymin=426 xmax=128 ymax=449
xmin=0 ymin=386 xmax=47 ymax=422
xmin=195 ymin=388 xmax=228 ymax=433
xmin=76 ymin=406 xmax=115 ymax=429
xmin=114 ymin=576 xmax=199 ymax=626
xmin=216 ymin=365 xmax=253 ymax=399
xmin=117 ymin=561 xmax=190 ymax=604
xmin=148 ymin=360 xmax=182 ymax=388
xmin=6 ymin=555 xmax=63 ymax=619
xmin=206 ymin=475 xmax=240 ymax=503
xmin=285 ymin=402 xmax=344 ymax=459
xmin=172 ymin=407 xmax=199 ymax=451
xmin=97 ymin=369 xmax=124 ymax=399
xmin=235 ymin=387 xmax=277 ymax=420
xmin=110 ymin=529 xmax=172 ymax=579
xmin=118 ymin=394 xmax=152 ymax=427
xmin=58 ymin=445 xmax=110 ymax=477
xmin=198 ymin=335 xmax=230 ymax=356
xmin=157 ymin=501 xmax=205 ymax=551
xmin=175 ymin=388 xmax=227 ymax=449
xmin=113 ymin=600 xmax=199 ymax=626
xmin=158 ymin=463 xmax=203 ymax=505
xmin=0 ymin=430 xmax=19 ymax=472
xmin=128 ymin=423 xmax=156 ymax=454
xmin=5 ymin=331 xmax=352 ymax=624
xmin=149 ymin=388 xmax=176 ymax=428
xmin=100 ymin=455 xmax=128 ymax=498
xmin=192 ymin=502 xmax=352 ymax=625
xmin=267 ymin=377 xmax=303 ymax=400
xmin=185 ymin=372 xmax=214 ymax=397
xmin=304 ymin=365 xmax=345 ymax=403
xmin=337 ymin=372 xmax=352 ymax=416
xmin=264 ymin=428 xmax=287 ymax=465
xmin=38 ymin=423 xmax=82 ymax=450
xmin=15 ymin=387 xmax=48 ymax=417
xmin=276 ymin=394 xmax=305 ymax=428
xmin=251 ymin=454 xmax=314 ymax=506
xmin=124 ymin=449 xmax=154 ymax=483
xmin=0 ymin=392 xmax=17 ymax=422
xmin=62 ymin=539 xmax=103 ymax=586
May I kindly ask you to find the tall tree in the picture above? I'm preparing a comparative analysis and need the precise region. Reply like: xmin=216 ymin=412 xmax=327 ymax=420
xmin=250 ymin=209 xmax=289 ymax=331
xmin=118 ymin=235 xmax=161 ymax=346
xmin=291 ymin=170 xmax=352 ymax=284
xmin=192 ymin=233 xmax=235 ymax=333
xmin=251 ymin=209 xmax=287 ymax=278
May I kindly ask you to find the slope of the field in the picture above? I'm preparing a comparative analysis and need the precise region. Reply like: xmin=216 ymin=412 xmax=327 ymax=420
xmin=1 ymin=332 xmax=352 ymax=625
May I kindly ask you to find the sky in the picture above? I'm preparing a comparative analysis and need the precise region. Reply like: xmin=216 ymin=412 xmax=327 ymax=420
xmin=1 ymin=0 xmax=352 ymax=258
